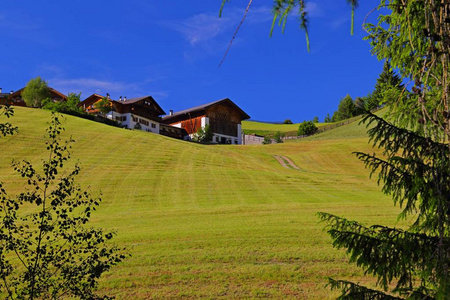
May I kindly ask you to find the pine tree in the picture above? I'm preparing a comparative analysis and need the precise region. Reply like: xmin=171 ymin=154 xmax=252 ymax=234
xmin=370 ymin=62 xmax=403 ymax=110
xmin=319 ymin=112 xmax=450 ymax=298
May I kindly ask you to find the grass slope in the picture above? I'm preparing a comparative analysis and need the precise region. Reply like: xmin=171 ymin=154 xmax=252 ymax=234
xmin=242 ymin=120 xmax=326 ymax=136
xmin=0 ymin=108 xmax=403 ymax=299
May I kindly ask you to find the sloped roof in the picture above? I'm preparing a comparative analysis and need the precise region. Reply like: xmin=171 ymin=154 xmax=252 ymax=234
xmin=11 ymin=87 xmax=67 ymax=99
xmin=112 ymin=96 xmax=166 ymax=115
xmin=162 ymin=98 xmax=250 ymax=122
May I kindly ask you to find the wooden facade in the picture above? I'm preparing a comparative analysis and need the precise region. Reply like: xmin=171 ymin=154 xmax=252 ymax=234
xmin=79 ymin=94 xmax=105 ymax=113
xmin=206 ymin=102 xmax=242 ymax=137
xmin=113 ymin=97 xmax=164 ymax=122
xmin=162 ymin=98 xmax=250 ymax=139
xmin=178 ymin=116 xmax=203 ymax=135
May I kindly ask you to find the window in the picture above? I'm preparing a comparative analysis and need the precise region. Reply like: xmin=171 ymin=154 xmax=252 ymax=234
xmin=132 ymin=116 xmax=137 ymax=122
xmin=139 ymin=119 xmax=149 ymax=126
xmin=151 ymin=123 xmax=156 ymax=128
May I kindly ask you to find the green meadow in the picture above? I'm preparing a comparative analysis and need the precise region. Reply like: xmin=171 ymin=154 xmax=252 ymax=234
xmin=0 ymin=107 xmax=404 ymax=299
xmin=242 ymin=120 xmax=327 ymax=136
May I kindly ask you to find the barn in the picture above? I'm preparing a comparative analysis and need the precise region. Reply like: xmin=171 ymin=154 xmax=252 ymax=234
xmin=162 ymin=98 xmax=250 ymax=144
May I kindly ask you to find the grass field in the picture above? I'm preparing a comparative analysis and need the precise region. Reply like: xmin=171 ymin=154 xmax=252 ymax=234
xmin=241 ymin=121 xmax=326 ymax=136
xmin=0 ymin=107 xmax=405 ymax=299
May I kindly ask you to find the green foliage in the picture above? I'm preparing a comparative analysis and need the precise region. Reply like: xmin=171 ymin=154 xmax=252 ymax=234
xmin=363 ymin=1 xmax=449 ymax=137
xmin=319 ymin=112 xmax=450 ymax=298
xmin=0 ymin=105 xmax=18 ymax=137
xmin=274 ymin=131 xmax=284 ymax=143
xmin=0 ymin=113 xmax=126 ymax=299
xmin=221 ymin=1 xmax=359 ymax=52
xmin=22 ymin=77 xmax=50 ymax=108
xmin=331 ymin=94 xmax=363 ymax=122
xmin=192 ymin=124 xmax=213 ymax=143
xmin=42 ymin=92 xmax=83 ymax=114
xmin=370 ymin=62 xmax=404 ymax=110
xmin=283 ymin=119 xmax=293 ymax=124
xmin=324 ymin=113 xmax=332 ymax=123
xmin=312 ymin=116 xmax=319 ymax=123
xmin=94 ymin=97 xmax=112 ymax=117
xmin=262 ymin=135 xmax=272 ymax=145
xmin=297 ymin=120 xmax=318 ymax=136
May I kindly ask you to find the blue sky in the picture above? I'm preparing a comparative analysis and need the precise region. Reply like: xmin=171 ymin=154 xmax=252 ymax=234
xmin=1 ymin=1 xmax=383 ymax=122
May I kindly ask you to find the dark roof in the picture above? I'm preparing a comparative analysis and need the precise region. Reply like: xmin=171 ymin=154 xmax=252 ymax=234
xmin=162 ymin=98 xmax=250 ymax=122
xmin=10 ymin=87 xmax=67 ymax=99
xmin=112 ymin=96 xmax=166 ymax=115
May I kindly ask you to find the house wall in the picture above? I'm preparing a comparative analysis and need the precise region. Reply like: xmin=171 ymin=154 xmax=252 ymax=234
xmin=171 ymin=115 xmax=243 ymax=144
xmin=109 ymin=112 xmax=159 ymax=134
xmin=170 ymin=115 xmax=203 ymax=135
xmin=206 ymin=103 xmax=241 ymax=138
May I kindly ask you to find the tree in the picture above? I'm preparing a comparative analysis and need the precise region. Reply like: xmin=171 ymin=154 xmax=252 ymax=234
xmin=312 ymin=116 xmax=319 ymax=123
xmin=324 ymin=113 xmax=332 ymax=123
xmin=331 ymin=94 xmax=358 ymax=122
xmin=221 ymin=1 xmax=450 ymax=297
xmin=283 ymin=119 xmax=293 ymax=124
xmin=0 ymin=104 xmax=18 ymax=137
xmin=0 ymin=113 xmax=126 ymax=299
xmin=319 ymin=112 xmax=450 ymax=298
xmin=274 ymin=131 xmax=284 ymax=143
xmin=192 ymin=124 xmax=213 ymax=143
xmin=317 ymin=1 xmax=450 ymax=297
xmin=297 ymin=120 xmax=318 ymax=136
xmin=22 ymin=77 xmax=50 ymax=108
xmin=370 ymin=62 xmax=404 ymax=110
xmin=43 ymin=92 xmax=83 ymax=114
xmin=94 ymin=97 xmax=112 ymax=117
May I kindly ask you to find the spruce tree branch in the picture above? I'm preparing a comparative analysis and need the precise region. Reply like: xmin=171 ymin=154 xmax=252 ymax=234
xmin=218 ymin=0 xmax=253 ymax=68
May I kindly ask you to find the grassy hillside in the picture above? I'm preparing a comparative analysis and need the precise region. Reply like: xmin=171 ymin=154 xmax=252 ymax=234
xmin=242 ymin=120 xmax=325 ymax=136
xmin=0 ymin=107 xmax=403 ymax=299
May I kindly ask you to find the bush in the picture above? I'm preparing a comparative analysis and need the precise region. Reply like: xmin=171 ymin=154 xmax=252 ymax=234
xmin=283 ymin=119 xmax=293 ymax=124
xmin=262 ymin=135 xmax=272 ymax=145
xmin=274 ymin=131 xmax=284 ymax=143
xmin=192 ymin=124 xmax=213 ymax=143
xmin=297 ymin=121 xmax=318 ymax=136
xmin=42 ymin=92 xmax=83 ymax=114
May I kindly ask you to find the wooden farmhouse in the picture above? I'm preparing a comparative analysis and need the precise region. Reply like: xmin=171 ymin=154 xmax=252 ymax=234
xmin=162 ymin=98 xmax=250 ymax=144
xmin=0 ymin=88 xmax=12 ymax=105
xmin=79 ymin=94 xmax=169 ymax=134
xmin=0 ymin=87 xmax=67 ymax=107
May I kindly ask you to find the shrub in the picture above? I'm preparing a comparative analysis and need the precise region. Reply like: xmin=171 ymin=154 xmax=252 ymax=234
xmin=192 ymin=124 xmax=213 ymax=143
xmin=262 ymin=135 xmax=272 ymax=145
xmin=274 ymin=131 xmax=284 ymax=143
xmin=297 ymin=121 xmax=318 ymax=136
xmin=283 ymin=119 xmax=293 ymax=124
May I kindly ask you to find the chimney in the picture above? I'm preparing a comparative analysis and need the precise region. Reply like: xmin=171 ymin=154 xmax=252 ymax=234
xmin=106 ymin=93 xmax=110 ymax=99
xmin=10 ymin=90 xmax=13 ymax=94
xmin=124 ymin=96 xmax=127 ymax=101
xmin=169 ymin=110 xmax=173 ymax=116
xmin=119 ymin=96 xmax=122 ymax=101
xmin=0 ymin=88 xmax=2 ymax=93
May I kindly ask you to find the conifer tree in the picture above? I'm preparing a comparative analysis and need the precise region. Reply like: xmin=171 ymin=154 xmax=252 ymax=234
xmin=319 ymin=1 xmax=450 ymax=298
xmin=369 ymin=62 xmax=404 ymax=110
